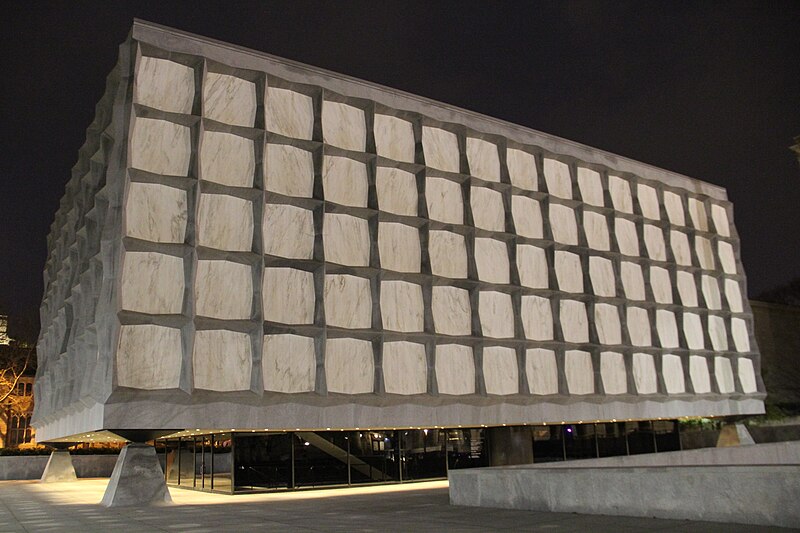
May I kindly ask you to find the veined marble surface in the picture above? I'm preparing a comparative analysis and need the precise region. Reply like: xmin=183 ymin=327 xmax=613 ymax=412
xmin=688 ymin=198 xmax=709 ymax=231
xmin=506 ymin=148 xmax=537 ymax=191
xmin=676 ymin=271 xmax=699 ymax=307
xmin=701 ymin=275 xmax=722 ymax=310
xmin=526 ymin=348 xmax=558 ymax=395
xmin=663 ymin=191 xmax=686 ymax=226
xmin=263 ymin=203 xmax=315 ymax=259
xmin=521 ymin=295 xmax=553 ymax=341
xmin=621 ymin=261 xmax=645 ymax=301
xmin=511 ymin=195 xmax=543 ymax=239
xmin=662 ymin=354 xmax=686 ymax=394
xmin=549 ymin=204 xmax=578 ymax=245
xmin=683 ymin=313 xmax=705 ymax=350
xmin=650 ymin=266 xmax=673 ymax=304
xmin=426 ymin=176 xmax=464 ymax=224
xmin=266 ymin=87 xmax=314 ymax=140
xmin=470 ymin=186 xmax=505 ymax=231
xmin=197 ymin=193 xmax=254 ymax=251
xmin=718 ymin=241 xmax=737 ymax=274
xmin=325 ymin=338 xmax=374 ymax=394
xmin=203 ymin=72 xmax=256 ymax=127
xmin=125 ymin=182 xmax=187 ymax=243
xmin=323 ymin=155 xmax=369 ymax=207
xmin=466 ymin=138 xmax=500 ymax=182
xmin=732 ymin=318 xmax=750 ymax=352
xmin=474 ymin=238 xmax=510 ymax=284
xmin=643 ymin=225 xmax=666 ymax=261
xmin=193 ymin=330 xmax=251 ymax=391
xmin=516 ymin=244 xmax=548 ymax=289
xmin=600 ymin=351 xmax=627 ymax=394
xmin=656 ymin=310 xmax=680 ymax=348
xmin=577 ymin=167 xmax=604 ymax=207
xmin=608 ymin=175 xmax=633 ymax=214
xmin=263 ymin=267 xmax=315 ymax=324
xmin=738 ymin=357 xmax=757 ymax=394
xmin=614 ymin=217 xmax=640 ymax=257
xmin=542 ymin=158 xmax=572 ymax=200
xmin=478 ymin=291 xmax=514 ymax=339
xmin=711 ymin=204 xmax=731 ymax=237
xmin=431 ymin=286 xmax=471 ymax=336
xmin=130 ymin=117 xmax=191 ymax=176
xmin=378 ymin=222 xmax=421 ymax=273
xmin=382 ymin=341 xmax=427 ymax=395
xmin=689 ymin=355 xmax=711 ymax=393
xmin=195 ymin=260 xmax=253 ymax=319
xmin=376 ymin=167 xmax=418 ymax=216
xmin=322 ymin=101 xmax=366 ymax=152
xmin=565 ymin=350 xmax=594 ymax=395
xmin=134 ymin=56 xmax=194 ymax=114
xmin=594 ymin=303 xmax=622 ymax=345
xmin=380 ymin=280 xmax=424 ymax=332
xmin=263 ymin=334 xmax=316 ymax=393
xmin=323 ymin=213 xmax=370 ymax=266
xmin=583 ymin=211 xmax=610 ymax=251
xmin=120 ymin=251 xmax=184 ymax=314
xmin=708 ymin=315 xmax=728 ymax=351
xmin=725 ymin=279 xmax=744 ymax=312
xmin=632 ymin=352 xmax=657 ymax=394
xmin=374 ymin=114 xmax=415 ymax=163
xmin=264 ymin=143 xmax=314 ymax=198
xmin=560 ymin=300 xmax=589 ymax=343
xmin=482 ymin=346 xmax=518 ymax=395
xmin=422 ymin=126 xmax=460 ymax=173
xmin=554 ymin=250 xmax=583 ymax=293
xmin=199 ymin=130 xmax=255 ymax=187
xmin=695 ymin=236 xmax=716 ymax=270
xmin=589 ymin=256 xmax=616 ymax=297
xmin=435 ymin=344 xmax=475 ymax=395
xmin=714 ymin=356 xmax=735 ymax=394
xmin=324 ymin=274 xmax=372 ymax=329
xmin=116 ymin=324 xmax=182 ymax=389
xmin=626 ymin=306 xmax=651 ymax=347
xmin=428 ymin=230 xmax=468 ymax=279
xmin=637 ymin=184 xmax=661 ymax=220
xmin=670 ymin=230 xmax=692 ymax=266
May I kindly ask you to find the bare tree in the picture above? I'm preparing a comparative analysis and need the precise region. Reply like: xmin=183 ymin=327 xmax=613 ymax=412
xmin=0 ymin=342 xmax=34 ymax=406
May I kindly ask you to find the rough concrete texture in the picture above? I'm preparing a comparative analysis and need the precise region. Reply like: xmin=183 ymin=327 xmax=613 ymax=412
xmin=100 ymin=444 xmax=171 ymax=507
xmin=40 ymin=451 xmax=77 ymax=483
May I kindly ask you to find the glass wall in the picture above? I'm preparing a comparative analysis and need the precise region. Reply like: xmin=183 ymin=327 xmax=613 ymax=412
xmin=532 ymin=425 xmax=565 ymax=462
xmin=400 ymin=429 xmax=446 ymax=481
xmin=447 ymin=429 xmax=489 ymax=470
xmin=596 ymin=422 xmax=628 ymax=457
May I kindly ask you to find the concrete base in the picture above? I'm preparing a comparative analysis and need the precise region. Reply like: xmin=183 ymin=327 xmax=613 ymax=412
xmin=40 ymin=451 xmax=77 ymax=482
xmin=100 ymin=443 xmax=171 ymax=507
xmin=716 ymin=423 xmax=755 ymax=446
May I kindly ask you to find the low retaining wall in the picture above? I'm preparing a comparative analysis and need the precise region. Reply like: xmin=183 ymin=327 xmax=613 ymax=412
xmin=0 ymin=455 xmax=120 ymax=480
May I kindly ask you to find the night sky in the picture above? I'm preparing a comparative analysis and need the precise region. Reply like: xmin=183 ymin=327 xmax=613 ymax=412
xmin=2 ymin=1 xmax=799 ymax=332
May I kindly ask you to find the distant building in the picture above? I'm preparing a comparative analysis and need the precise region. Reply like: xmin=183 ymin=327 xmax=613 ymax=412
xmin=0 ymin=315 xmax=11 ymax=346
xmin=0 ymin=376 xmax=35 ymax=447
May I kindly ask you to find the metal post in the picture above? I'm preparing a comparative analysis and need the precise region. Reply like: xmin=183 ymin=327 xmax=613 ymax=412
xmin=290 ymin=432 xmax=295 ymax=489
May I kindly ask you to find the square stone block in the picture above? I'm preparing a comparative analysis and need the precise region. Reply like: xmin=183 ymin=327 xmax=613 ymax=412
xmin=266 ymin=87 xmax=314 ymax=140
xmin=263 ymin=267 xmax=315 ymax=324
xmin=380 ymin=280 xmax=424 ymax=332
xmin=195 ymin=260 xmax=253 ymax=320
xmin=511 ymin=196 xmax=543 ymax=239
xmin=614 ymin=217 xmax=639 ymax=256
xmin=632 ymin=353 xmax=657 ymax=394
xmin=466 ymin=138 xmax=500 ymax=182
xmin=565 ymin=350 xmax=593 ymax=395
xmin=506 ymin=148 xmax=537 ymax=191
xmin=714 ymin=356 xmax=735 ymax=393
xmin=383 ymin=341 xmax=427 ymax=395
xmin=637 ymin=183 xmax=661 ymax=220
xmin=609 ymin=175 xmax=633 ymax=213
xmin=422 ymin=126 xmax=460 ymax=173
xmin=432 ymin=286 xmax=472 ymax=336
xmin=470 ymin=186 xmax=505 ymax=231
xmin=521 ymin=295 xmax=553 ymax=341
xmin=526 ymin=348 xmax=558 ymax=395
xmin=708 ymin=315 xmax=728 ymax=351
xmin=376 ymin=167 xmax=417 ymax=216
xmin=543 ymin=158 xmax=572 ymax=199
xmin=378 ymin=222 xmax=421 ymax=273
xmin=732 ymin=317 xmax=750 ymax=352
xmin=203 ymin=72 xmax=256 ymax=127
xmin=560 ymin=300 xmax=589 ymax=343
xmin=690 ymin=355 xmax=711 ymax=393
xmin=664 ymin=191 xmax=685 ymax=226
xmin=738 ymin=357 xmax=758 ymax=394
xmin=549 ymin=204 xmax=578 ymax=245
xmin=711 ymin=204 xmax=731 ymax=237
xmin=718 ymin=241 xmax=737 ymax=274
xmin=263 ymin=203 xmax=315 ymax=260
xmin=479 ymin=291 xmax=514 ymax=338
xmin=643 ymin=225 xmax=666 ymax=261
xmin=121 ymin=251 xmax=184 ymax=314
xmin=701 ymin=275 xmax=722 ymax=310
xmin=135 ymin=56 xmax=194 ymax=114
xmin=650 ymin=266 xmax=673 ymax=304
xmin=595 ymin=304 xmax=621 ymax=345
xmin=670 ymin=230 xmax=692 ymax=266
xmin=475 ymin=238 xmax=510 ymax=284
xmin=683 ymin=312 xmax=705 ymax=350
xmin=429 ymin=230 xmax=468 ymax=278
xmin=676 ymin=270 xmax=699 ymax=307
xmin=263 ymin=334 xmax=316 ymax=393
xmin=482 ymin=346 xmax=518 ymax=395
xmin=589 ymin=256 xmax=616 ymax=297
xmin=435 ymin=344 xmax=475 ymax=395
xmin=724 ymin=279 xmax=744 ymax=312
xmin=577 ymin=167 xmax=604 ymax=207
xmin=323 ymin=155 xmax=368 ymax=207
xmin=426 ymin=177 xmax=463 ymax=224
xmin=695 ymin=236 xmax=715 ymax=270
xmin=322 ymin=101 xmax=366 ymax=151
xmin=688 ymin=197 xmax=709 ymax=231
xmin=656 ymin=309 xmax=680 ymax=348
xmin=324 ymin=274 xmax=372 ymax=329
xmin=374 ymin=114 xmax=415 ymax=163
xmin=197 ymin=194 xmax=254 ymax=251
xmin=626 ymin=306 xmax=651 ymax=347
xmin=265 ymin=143 xmax=314 ymax=197
xmin=516 ymin=244 xmax=548 ymax=289
xmin=193 ymin=330 xmax=251 ymax=391
xmin=323 ymin=213 xmax=370 ymax=266
xmin=325 ymin=338 xmax=374 ymax=394
xmin=117 ymin=324 xmax=182 ymax=389
xmin=600 ymin=351 xmax=627 ymax=394
xmin=130 ymin=117 xmax=191 ymax=176
xmin=662 ymin=354 xmax=686 ymax=394
xmin=125 ymin=182 xmax=187 ymax=243
xmin=583 ymin=211 xmax=610 ymax=251
xmin=555 ymin=251 xmax=583 ymax=293
xmin=620 ymin=262 xmax=645 ymax=301
xmin=200 ymin=130 xmax=255 ymax=187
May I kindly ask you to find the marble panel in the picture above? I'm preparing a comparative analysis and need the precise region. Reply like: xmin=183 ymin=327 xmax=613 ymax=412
xmin=677 ymin=271 xmax=699 ymax=307
xmin=263 ymin=267 xmax=315 ymax=324
xmin=626 ymin=306 xmax=651 ymax=347
xmin=555 ymin=250 xmax=583 ymax=293
xmin=543 ymin=158 xmax=572 ymax=199
xmin=701 ymin=275 xmax=722 ymax=310
xmin=662 ymin=354 xmax=686 ymax=394
xmin=378 ymin=222 xmax=421 ymax=273
xmin=732 ymin=318 xmax=751 ymax=352
xmin=637 ymin=183 xmax=661 ymax=220
xmin=609 ymin=175 xmax=633 ymax=213
xmin=688 ymin=198 xmax=709 ymax=231
xmin=565 ymin=350 xmax=593 ymax=395
xmin=426 ymin=177 xmax=463 ymax=224
xmin=526 ymin=348 xmax=558 ymax=395
xmin=130 ymin=117 xmax=191 ymax=176
xmin=670 ymin=230 xmax=692 ymax=266
xmin=197 ymin=193 xmax=254 ymax=251
xmin=594 ymin=304 xmax=622 ymax=345
xmin=200 ymin=130 xmax=255 ymax=187
xmin=664 ymin=191 xmax=685 ymax=226
xmin=376 ymin=167 xmax=417 ymax=216
xmin=431 ymin=286 xmax=471 ymax=336
xmin=466 ymin=137 xmax=500 ymax=182
xmin=264 ymin=143 xmax=314 ymax=197
xmin=511 ymin=195 xmax=543 ymax=239
xmin=482 ymin=346 xmax=519 ymax=395
xmin=324 ymin=274 xmax=372 ymax=329
xmin=422 ymin=126 xmax=460 ymax=173
xmin=263 ymin=203 xmax=315 ymax=259
xmin=475 ymin=238 xmax=510 ymax=284
xmin=263 ymin=334 xmax=316 ymax=393
xmin=116 ymin=325 xmax=182 ymax=389
xmin=560 ymin=300 xmax=589 ymax=343
xmin=195 ymin=260 xmax=253 ymax=319
xmin=383 ymin=341 xmax=427 ymax=395
xmin=695 ymin=236 xmax=716 ymax=270
xmin=632 ymin=353 xmax=657 ymax=394
xmin=203 ymin=72 xmax=256 ymax=127
xmin=471 ymin=186 xmax=505 ymax=231
xmin=325 ymin=338 xmax=374 ymax=394
xmin=134 ymin=56 xmax=194 ymax=114
xmin=193 ymin=330 xmax=251 ymax=391
xmin=656 ymin=310 xmax=680 ymax=348
xmin=374 ymin=114 xmax=415 ymax=163
xmin=614 ymin=217 xmax=639 ymax=256
xmin=714 ymin=356 xmax=735 ymax=394
xmin=516 ymin=244 xmax=548 ymax=289
xmin=643 ymin=225 xmax=667 ymax=261
xmin=120 ymin=252 xmax=184 ymax=314
xmin=708 ymin=315 xmax=728 ymax=351
xmin=683 ymin=313 xmax=705 ymax=350
xmin=506 ymin=148 xmax=538 ymax=190
xmin=435 ymin=344 xmax=475 ymax=395
xmin=479 ymin=291 xmax=514 ymax=339
xmin=621 ymin=262 xmax=645 ymax=301
xmin=718 ymin=241 xmax=737 ymax=274
xmin=724 ymin=279 xmax=744 ymax=312
xmin=125 ymin=182 xmax=187 ymax=243
xmin=738 ymin=357 xmax=758 ymax=394
xmin=690 ymin=355 xmax=711 ymax=393
xmin=322 ymin=101 xmax=366 ymax=151
xmin=266 ymin=87 xmax=314 ymax=140
xmin=323 ymin=213 xmax=370 ymax=266
xmin=577 ymin=167 xmax=604 ymax=207
xmin=650 ymin=266 xmax=673 ymax=304
xmin=521 ymin=295 xmax=553 ymax=341
xmin=428 ymin=230 xmax=468 ymax=278
xmin=549 ymin=204 xmax=578 ymax=245
xmin=589 ymin=256 xmax=616 ymax=297
xmin=323 ymin=155 xmax=369 ymax=207
xmin=380 ymin=280 xmax=424 ymax=332
xmin=711 ymin=204 xmax=731 ymax=237
xmin=600 ymin=351 xmax=627 ymax=394
xmin=583 ymin=211 xmax=610 ymax=251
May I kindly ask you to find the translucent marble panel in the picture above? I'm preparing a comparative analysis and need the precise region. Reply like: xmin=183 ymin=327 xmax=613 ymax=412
xmin=676 ymin=271 xmax=699 ymax=307
xmin=543 ymin=158 xmax=572 ymax=199
xmin=378 ymin=222 xmax=421 ymax=273
xmin=325 ymin=338 xmax=374 ymax=394
xmin=549 ymin=204 xmax=578 ymax=245
xmin=714 ymin=356 xmax=735 ymax=394
xmin=656 ymin=310 xmax=680 ymax=348
xmin=431 ymin=286 xmax=471 ymax=336
xmin=323 ymin=213 xmax=370 ymax=267
xmin=263 ymin=267 xmax=315 ymax=324
xmin=383 ymin=341 xmax=427 ymax=395
xmin=203 ymin=72 xmax=256 ymax=127
xmin=614 ymin=218 xmax=639 ymax=256
xmin=690 ymin=356 xmax=711 ymax=393
xmin=380 ymin=280 xmax=424 ymax=332
xmin=695 ymin=236 xmax=716 ymax=270
xmin=594 ymin=304 xmax=621 ymax=345
xmin=526 ymin=348 xmax=558 ymax=395
xmin=511 ymin=196 xmax=543 ymax=239
xmin=577 ymin=167 xmax=604 ymax=207
xmin=466 ymin=138 xmax=500 ymax=182
xmin=429 ymin=231 xmax=468 ymax=278
xmin=376 ymin=167 xmax=417 ymax=216
xmin=324 ymin=274 xmax=372 ymax=329
xmin=125 ymin=182 xmax=187 ymax=243
xmin=711 ymin=204 xmax=731 ymax=237
xmin=589 ymin=256 xmax=616 ymax=297
xmin=323 ymin=155 xmax=368 ymax=207
xmin=609 ymin=175 xmax=633 ymax=213
xmin=197 ymin=194 xmax=253 ymax=251
xmin=643 ymin=225 xmax=666 ymax=261
xmin=426 ymin=177 xmax=463 ymax=224
xmin=516 ymin=244 xmax=548 ymax=289
xmin=121 ymin=252 xmax=184 ymax=314
xmin=650 ymin=266 xmax=673 ymax=304
xmin=422 ymin=126 xmax=460 ymax=173
xmin=600 ymin=351 xmax=627 ymax=394
xmin=670 ymin=231 xmax=692 ymax=266
xmin=664 ymin=191 xmax=685 ymax=226
xmin=266 ymin=87 xmax=314 ymax=140
xmin=265 ymin=143 xmax=314 ymax=197
xmin=565 ymin=350 xmax=593 ymax=395
xmin=263 ymin=334 xmax=316 ymax=393
xmin=621 ymin=262 xmax=645 ymax=301
xmin=724 ymin=279 xmax=744 ymax=312
xmin=683 ymin=313 xmax=705 ymax=350
xmin=555 ymin=251 xmax=583 ymax=293
xmin=738 ymin=357 xmax=758 ymax=394
xmin=374 ymin=114 xmax=415 ymax=163
xmin=470 ymin=186 xmax=505 ymax=231
xmin=436 ymin=344 xmax=475 ymax=395
xmin=200 ymin=131 xmax=255 ymax=187
xmin=688 ymin=198 xmax=708 ymax=231
xmin=479 ymin=291 xmax=514 ymax=339
xmin=135 ymin=56 xmax=194 ymax=114
xmin=583 ymin=211 xmax=610 ymax=251
xmin=633 ymin=353 xmax=657 ymax=394
xmin=483 ymin=346 xmax=519 ymax=395
xmin=560 ymin=300 xmax=589 ymax=343
xmin=130 ymin=117 xmax=191 ymax=176
xmin=263 ymin=203 xmax=315 ymax=260
xmin=193 ymin=330 xmax=251 ymax=391
xmin=506 ymin=148 xmax=537 ymax=191
xmin=521 ymin=295 xmax=553 ymax=341
xmin=116 ymin=324 xmax=182 ymax=389
xmin=708 ymin=315 xmax=728 ymax=351
xmin=195 ymin=260 xmax=252 ymax=320
xmin=322 ymin=101 xmax=366 ymax=151
xmin=732 ymin=318 xmax=751 ymax=352
xmin=701 ymin=275 xmax=722 ymax=310
xmin=475 ymin=238 xmax=510 ymax=284
xmin=718 ymin=241 xmax=737 ymax=274
xmin=637 ymin=184 xmax=661 ymax=220
xmin=626 ymin=307 xmax=651 ymax=347
xmin=662 ymin=354 xmax=686 ymax=394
